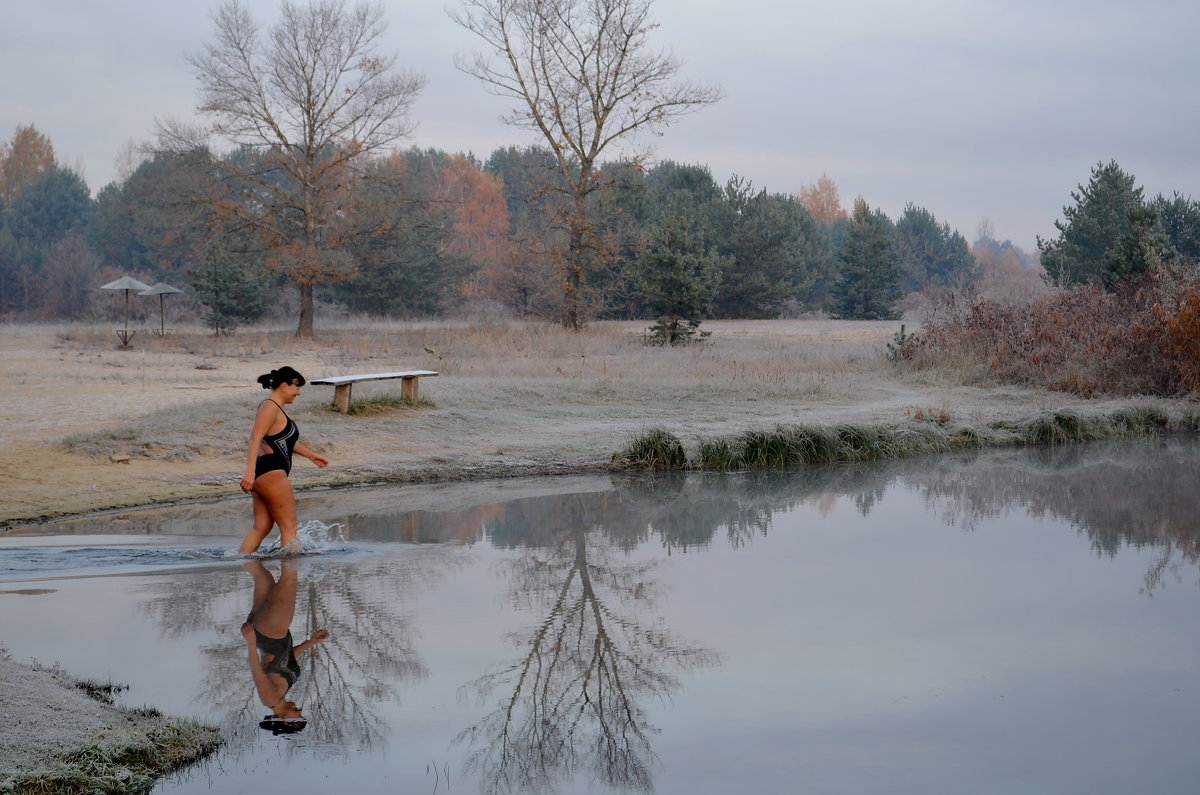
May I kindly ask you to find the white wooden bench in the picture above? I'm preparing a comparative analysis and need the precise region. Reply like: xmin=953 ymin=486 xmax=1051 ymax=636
xmin=311 ymin=370 xmax=438 ymax=413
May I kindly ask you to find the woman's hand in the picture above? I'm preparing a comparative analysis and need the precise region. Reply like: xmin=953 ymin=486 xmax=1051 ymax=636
xmin=295 ymin=442 xmax=328 ymax=469
xmin=312 ymin=629 xmax=330 ymax=643
xmin=240 ymin=473 xmax=255 ymax=493
xmin=241 ymin=622 xmax=256 ymax=641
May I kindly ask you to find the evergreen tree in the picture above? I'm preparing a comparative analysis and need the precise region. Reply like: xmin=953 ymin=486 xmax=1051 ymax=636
xmin=0 ymin=223 xmax=17 ymax=313
xmin=331 ymin=156 xmax=474 ymax=317
xmin=710 ymin=177 xmax=826 ymax=318
xmin=1151 ymin=192 xmax=1200 ymax=264
xmin=637 ymin=195 xmax=724 ymax=344
xmin=2 ymin=165 xmax=93 ymax=313
xmin=192 ymin=245 xmax=268 ymax=334
xmin=1102 ymin=203 xmax=1172 ymax=288
xmin=644 ymin=161 xmax=723 ymax=210
xmin=89 ymin=153 xmax=220 ymax=282
xmin=830 ymin=198 xmax=901 ymax=320
xmin=6 ymin=165 xmax=92 ymax=271
xmin=1038 ymin=160 xmax=1158 ymax=289
xmin=894 ymin=203 xmax=976 ymax=291
xmin=484 ymin=145 xmax=567 ymax=227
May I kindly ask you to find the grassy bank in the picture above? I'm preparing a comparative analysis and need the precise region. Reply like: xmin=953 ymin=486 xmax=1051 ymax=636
xmin=613 ymin=405 xmax=1196 ymax=470
xmin=7 ymin=721 xmax=221 ymax=795
xmin=0 ymin=663 xmax=221 ymax=795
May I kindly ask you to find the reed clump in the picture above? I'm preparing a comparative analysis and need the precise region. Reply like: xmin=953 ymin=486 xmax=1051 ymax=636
xmin=615 ymin=427 xmax=688 ymax=470
xmin=615 ymin=406 xmax=1189 ymax=471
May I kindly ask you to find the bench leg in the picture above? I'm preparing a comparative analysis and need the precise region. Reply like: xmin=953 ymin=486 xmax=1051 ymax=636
xmin=401 ymin=376 xmax=418 ymax=403
xmin=332 ymin=383 xmax=353 ymax=413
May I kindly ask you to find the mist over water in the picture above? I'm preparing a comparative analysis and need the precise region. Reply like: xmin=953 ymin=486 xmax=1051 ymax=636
xmin=4 ymin=439 xmax=1200 ymax=794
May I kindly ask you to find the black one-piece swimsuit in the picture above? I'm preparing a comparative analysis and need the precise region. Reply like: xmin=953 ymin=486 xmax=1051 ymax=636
xmin=254 ymin=402 xmax=298 ymax=477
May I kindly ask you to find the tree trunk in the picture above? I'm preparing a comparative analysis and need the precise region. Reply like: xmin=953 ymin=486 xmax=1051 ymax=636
xmin=561 ymin=193 xmax=587 ymax=331
xmin=297 ymin=283 xmax=314 ymax=338
xmin=561 ymin=265 xmax=581 ymax=330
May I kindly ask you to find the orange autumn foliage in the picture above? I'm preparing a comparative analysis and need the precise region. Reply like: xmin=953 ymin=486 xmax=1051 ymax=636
xmin=433 ymin=155 xmax=510 ymax=301
xmin=795 ymin=172 xmax=847 ymax=225
xmin=0 ymin=124 xmax=56 ymax=203
xmin=1156 ymin=285 xmax=1200 ymax=393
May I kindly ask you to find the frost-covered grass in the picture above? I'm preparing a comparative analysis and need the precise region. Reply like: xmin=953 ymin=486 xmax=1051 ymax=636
xmin=4 ymin=719 xmax=221 ymax=795
xmin=49 ymin=317 xmax=902 ymax=462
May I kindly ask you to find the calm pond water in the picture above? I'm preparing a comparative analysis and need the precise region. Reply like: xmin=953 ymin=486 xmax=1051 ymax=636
xmin=3 ymin=439 xmax=1200 ymax=794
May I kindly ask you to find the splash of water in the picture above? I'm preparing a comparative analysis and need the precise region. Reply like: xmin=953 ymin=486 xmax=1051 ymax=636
xmin=252 ymin=520 xmax=348 ymax=558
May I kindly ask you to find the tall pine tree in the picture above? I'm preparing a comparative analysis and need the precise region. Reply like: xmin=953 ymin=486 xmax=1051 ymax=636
xmin=830 ymin=198 xmax=901 ymax=320
xmin=1037 ymin=160 xmax=1163 ymax=289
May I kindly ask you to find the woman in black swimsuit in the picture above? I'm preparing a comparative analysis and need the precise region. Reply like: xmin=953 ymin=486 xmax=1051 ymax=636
xmin=240 ymin=559 xmax=329 ymax=733
xmin=239 ymin=367 xmax=329 ymax=554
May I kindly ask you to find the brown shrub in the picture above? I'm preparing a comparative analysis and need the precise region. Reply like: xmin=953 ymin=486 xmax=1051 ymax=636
xmin=900 ymin=274 xmax=1200 ymax=397
xmin=1155 ymin=285 xmax=1200 ymax=393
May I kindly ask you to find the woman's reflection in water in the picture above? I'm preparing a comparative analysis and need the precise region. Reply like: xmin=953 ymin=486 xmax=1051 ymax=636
xmin=241 ymin=559 xmax=329 ymax=735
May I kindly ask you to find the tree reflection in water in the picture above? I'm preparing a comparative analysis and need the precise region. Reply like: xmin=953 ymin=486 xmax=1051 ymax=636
xmin=456 ymin=493 xmax=720 ymax=794
xmin=907 ymin=440 xmax=1200 ymax=595
xmin=608 ymin=440 xmax=1200 ymax=600
xmin=140 ymin=546 xmax=464 ymax=755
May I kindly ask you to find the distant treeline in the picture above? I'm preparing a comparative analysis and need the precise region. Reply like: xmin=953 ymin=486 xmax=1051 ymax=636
xmin=0 ymin=123 xmax=1042 ymax=328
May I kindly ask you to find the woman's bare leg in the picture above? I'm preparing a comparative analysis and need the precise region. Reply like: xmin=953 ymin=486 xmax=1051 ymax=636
xmin=251 ymin=560 xmax=297 ymax=639
xmin=248 ymin=471 xmax=300 ymax=553
xmin=239 ymin=489 xmax=277 ymax=554
xmin=243 ymin=559 xmax=275 ymax=616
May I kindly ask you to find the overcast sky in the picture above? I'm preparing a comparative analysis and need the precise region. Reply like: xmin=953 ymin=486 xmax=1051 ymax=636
xmin=3 ymin=0 xmax=1198 ymax=251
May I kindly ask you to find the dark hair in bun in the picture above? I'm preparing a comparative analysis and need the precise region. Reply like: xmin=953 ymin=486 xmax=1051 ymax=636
xmin=257 ymin=366 xmax=306 ymax=390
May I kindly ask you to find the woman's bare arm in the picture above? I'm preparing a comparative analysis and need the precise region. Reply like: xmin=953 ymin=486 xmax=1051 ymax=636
xmin=293 ymin=441 xmax=329 ymax=469
xmin=293 ymin=629 xmax=330 ymax=656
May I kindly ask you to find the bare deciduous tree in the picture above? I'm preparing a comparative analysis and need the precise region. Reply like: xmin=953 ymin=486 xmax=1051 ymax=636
xmin=158 ymin=0 xmax=425 ymax=337
xmin=451 ymin=0 xmax=721 ymax=329
xmin=456 ymin=519 xmax=718 ymax=793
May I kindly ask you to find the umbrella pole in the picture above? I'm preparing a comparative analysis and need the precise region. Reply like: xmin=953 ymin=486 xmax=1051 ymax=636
xmin=160 ymin=294 xmax=165 ymax=335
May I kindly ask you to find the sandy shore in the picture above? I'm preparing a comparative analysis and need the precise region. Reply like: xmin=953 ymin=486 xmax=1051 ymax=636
xmin=0 ymin=318 xmax=1182 ymax=785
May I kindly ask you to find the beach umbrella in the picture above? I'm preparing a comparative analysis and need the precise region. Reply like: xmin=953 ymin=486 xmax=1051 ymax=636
xmin=138 ymin=282 xmax=183 ymax=336
xmin=101 ymin=276 xmax=151 ymax=345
